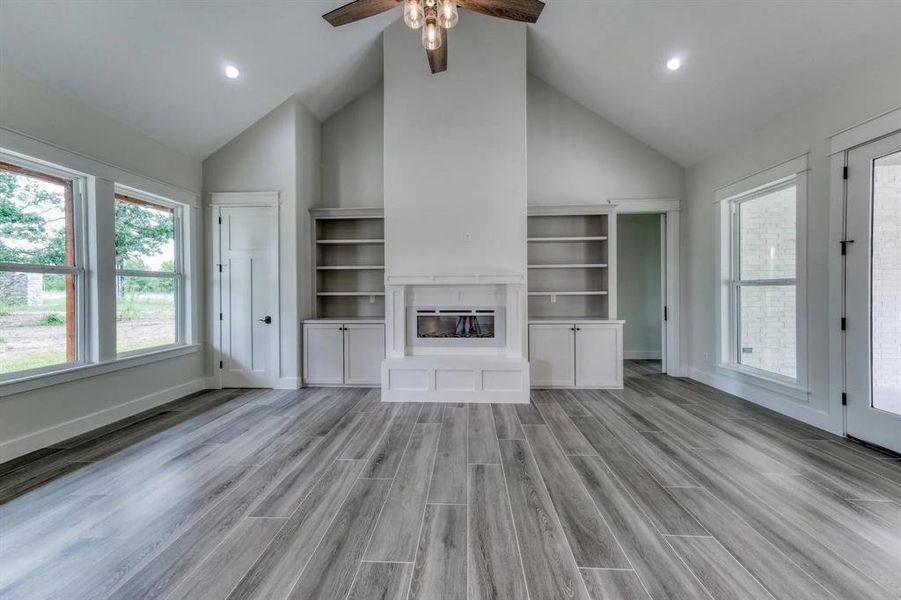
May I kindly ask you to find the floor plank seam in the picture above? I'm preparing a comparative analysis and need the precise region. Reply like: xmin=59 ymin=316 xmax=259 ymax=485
xmin=400 ymin=420 xmax=444 ymax=600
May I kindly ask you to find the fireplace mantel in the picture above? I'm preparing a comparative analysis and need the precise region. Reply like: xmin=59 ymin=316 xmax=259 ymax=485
xmin=384 ymin=273 xmax=525 ymax=286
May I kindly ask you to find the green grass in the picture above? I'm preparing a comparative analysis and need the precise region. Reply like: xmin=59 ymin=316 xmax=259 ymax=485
xmin=1 ymin=339 xmax=175 ymax=374
xmin=0 ymin=350 xmax=68 ymax=375
xmin=1 ymin=297 xmax=173 ymax=315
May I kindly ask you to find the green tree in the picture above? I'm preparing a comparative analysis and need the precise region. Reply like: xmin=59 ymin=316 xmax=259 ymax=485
xmin=0 ymin=170 xmax=67 ymax=265
xmin=114 ymin=201 xmax=174 ymax=271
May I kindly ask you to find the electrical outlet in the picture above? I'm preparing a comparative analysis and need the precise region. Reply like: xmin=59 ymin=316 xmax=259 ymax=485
xmin=703 ymin=352 xmax=710 ymax=363
xmin=464 ymin=232 xmax=472 ymax=241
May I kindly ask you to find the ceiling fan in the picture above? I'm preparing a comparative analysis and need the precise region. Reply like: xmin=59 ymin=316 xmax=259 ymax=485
xmin=323 ymin=0 xmax=545 ymax=74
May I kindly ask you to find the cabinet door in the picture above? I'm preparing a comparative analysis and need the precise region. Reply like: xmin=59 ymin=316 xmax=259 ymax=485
xmin=303 ymin=323 xmax=345 ymax=385
xmin=529 ymin=324 xmax=575 ymax=387
xmin=575 ymin=322 xmax=623 ymax=388
xmin=344 ymin=323 xmax=385 ymax=386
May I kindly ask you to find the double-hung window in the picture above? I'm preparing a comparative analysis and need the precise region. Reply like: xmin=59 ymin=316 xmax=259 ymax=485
xmin=114 ymin=190 xmax=184 ymax=355
xmin=719 ymin=156 xmax=807 ymax=385
xmin=0 ymin=158 xmax=85 ymax=377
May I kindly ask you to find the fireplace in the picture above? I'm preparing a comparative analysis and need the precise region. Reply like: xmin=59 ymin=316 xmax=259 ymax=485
xmin=407 ymin=307 xmax=506 ymax=348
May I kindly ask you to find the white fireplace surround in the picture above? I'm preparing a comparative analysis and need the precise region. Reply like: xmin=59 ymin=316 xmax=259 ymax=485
xmin=380 ymin=275 xmax=530 ymax=403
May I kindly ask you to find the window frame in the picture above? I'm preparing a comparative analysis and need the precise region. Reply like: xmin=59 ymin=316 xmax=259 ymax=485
xmin=716 ymin=155 xmax=809 ymax=392
xmin=0 ymin=154 xmax=89 ymax=381
xmin=113 ymin=186 xmax=187 ymax=357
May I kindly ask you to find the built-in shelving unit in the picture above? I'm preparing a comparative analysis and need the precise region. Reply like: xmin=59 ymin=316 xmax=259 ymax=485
xmin=311 ymin=208 xmax=385 ymax=319
xmin=527 ymin=206 xmax=616 ymax=319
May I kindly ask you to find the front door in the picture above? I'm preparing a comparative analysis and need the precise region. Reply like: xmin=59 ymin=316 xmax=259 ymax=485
xmin=217 ymin=205 xmax=277 ymax=388
xmin=845 ymin=131 xmax=901 ymax=453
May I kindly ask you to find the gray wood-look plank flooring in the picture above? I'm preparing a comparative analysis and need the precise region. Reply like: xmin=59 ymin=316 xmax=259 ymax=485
xmin=2 ymin=361 xmax=900 ymax=599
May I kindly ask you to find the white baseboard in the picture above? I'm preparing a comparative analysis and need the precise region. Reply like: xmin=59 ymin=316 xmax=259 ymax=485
xmin=0 ymin=377 xmax=206 ymax=464
xmin=276 ymin=377 xmax=301 ymax=390
xmin=688 ymin=367 xmax=841 ymax=436
xmin=204 ymin=377 xmax=221 ymax=390
xmin=624 ymin=351 xmax=662 ymax=360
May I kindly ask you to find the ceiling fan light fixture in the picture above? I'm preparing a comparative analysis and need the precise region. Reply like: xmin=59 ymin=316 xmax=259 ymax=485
xmin=437 ymin=0 xmax=458 ymax=29
xmin=404 ymin=0 xmax=425 ymax=29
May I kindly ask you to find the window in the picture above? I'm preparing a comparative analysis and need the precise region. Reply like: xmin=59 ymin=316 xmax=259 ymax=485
xmin=0 ymin=159 xmax=84 ymax=377
xmin=114 ymin=191 xmax=183 ymax=355
xmin=732 ymin=182 xmax=798 ymax=378
xmin=719 ymin=159 xmax=806 ymax=384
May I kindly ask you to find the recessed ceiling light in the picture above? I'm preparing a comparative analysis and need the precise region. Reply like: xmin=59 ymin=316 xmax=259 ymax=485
xmin=224 ymin=64 xmax=240 ymax=79
xmin=666 ymin=57 xmax=681 ymax=71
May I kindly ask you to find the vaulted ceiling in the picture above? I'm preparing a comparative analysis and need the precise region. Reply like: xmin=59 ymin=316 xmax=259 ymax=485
xmin=2 ymin=0 xmax=900 ymax=164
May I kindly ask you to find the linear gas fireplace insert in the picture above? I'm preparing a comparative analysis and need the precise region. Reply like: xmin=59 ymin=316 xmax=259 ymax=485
xmin=407 ymin=307 xmax=506 ymax=348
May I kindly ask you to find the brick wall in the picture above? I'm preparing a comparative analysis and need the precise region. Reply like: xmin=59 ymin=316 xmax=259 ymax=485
xmin=873 ymin=162 xmax=901 ymax=413
xmin=738 ymin=185 xmax=797 ymax=378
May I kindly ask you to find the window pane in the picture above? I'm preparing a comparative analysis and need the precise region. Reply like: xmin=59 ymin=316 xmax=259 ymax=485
xmin=738 ymin=284 xmax=796 ymax=379
xmin=0 ymin=164 xmax=73 ymax=267
xmin=1 ymin=273 xmax=76 ymax=374
xmin=739 ymin=184 xmax=796 ymax=280
xmin=116 ymin=276 xmax=176 ymax=353
xmin=872 ymin=151 xmax=901 ymax=416
xmin=114 ymin=195 xmax=175 ymax=272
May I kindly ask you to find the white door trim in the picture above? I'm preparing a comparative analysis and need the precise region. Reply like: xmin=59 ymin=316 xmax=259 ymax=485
xmin=616 ymin=205 xmax=683 ymax=376
xmin=829 ymin=115 xmax=901 ymax=446
xmin=209 ymin=193 xmax=281 ymax=389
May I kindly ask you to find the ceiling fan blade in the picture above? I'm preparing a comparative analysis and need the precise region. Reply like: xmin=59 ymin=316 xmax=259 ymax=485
xmin=322 ymin=0 xmax=401 ymax=27
xmin=427 ymin=28 xmax=448 ymax=73
xmin=456 ymin=0 xmax=544 ymax=23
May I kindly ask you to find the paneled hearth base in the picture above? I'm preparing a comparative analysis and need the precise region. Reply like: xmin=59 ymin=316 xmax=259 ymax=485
xmin=380 ymin=356 xmax=530 ymax=403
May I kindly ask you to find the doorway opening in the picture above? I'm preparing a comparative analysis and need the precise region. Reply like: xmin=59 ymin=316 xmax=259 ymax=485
xmin=617 ymin=213 xmax=666 ymax=375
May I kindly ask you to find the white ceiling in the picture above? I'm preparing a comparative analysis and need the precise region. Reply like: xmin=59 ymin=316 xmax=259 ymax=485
xmin=2 ymin=1 xmax=900 ymax=164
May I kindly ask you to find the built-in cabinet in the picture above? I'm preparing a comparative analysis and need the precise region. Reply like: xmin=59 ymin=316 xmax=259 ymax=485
xmin=527 ymin=206 xmax=623 ymax=389
xmin=304 ymin=207 xmax=386 ymax=388
xmin=303 ymin=321 xmax=385 ymax=386
xmin=529 ymin=320 xmax=623 ymax=388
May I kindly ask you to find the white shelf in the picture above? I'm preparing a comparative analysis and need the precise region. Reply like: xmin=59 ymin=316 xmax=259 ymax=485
xmin=316 ymin=239 xmax=385 ymax=245
xmin=528 ymin=291 xmax=609 ymax=296
xmin=528 ymin=263 xmax=607 ymax=269
xmin=527 ymin=236 xmax=607 ymax=243
xmin=317 ymin=265 xmax=385 ymax=270
xmin=317 ymin=292 xmax=385 ymax=297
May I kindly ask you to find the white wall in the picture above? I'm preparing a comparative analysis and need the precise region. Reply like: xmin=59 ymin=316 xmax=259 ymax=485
xmin=297 ymin=102 xmax=322 ymax=322
xmin=322 ymin=74 xmax=684 ymax=213
xmin=0 ymin=65 xmax=204 ymax=461
xmin=383 ymin=15 xmax=527 ymax=277
xmin=321 ymin=83 xmax=383 ymax=208
xmin=618 ymin=214 xmax=662 ymax=358
xmin=203 ymin=97 xmax=320 ymax=387
xmin=528 ymin=76 xmax=683 ymax=205
xmin=683 ymin=57 xmax=901 ymax=434
xmin=0 ymin=63 xmax=201 ymax=193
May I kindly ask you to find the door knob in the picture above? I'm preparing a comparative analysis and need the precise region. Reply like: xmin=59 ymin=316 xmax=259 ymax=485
xmin=259 ymin=316 xmax=272 ymax=324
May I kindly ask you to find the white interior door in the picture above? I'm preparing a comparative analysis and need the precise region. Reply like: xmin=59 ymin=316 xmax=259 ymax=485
xmin=529 ymin=323 xmax=575 ymax=387
xmin=845 ymin=131 xmax=901 ymax=453
xmin=219 ymin=205 xmax=277 ymax=388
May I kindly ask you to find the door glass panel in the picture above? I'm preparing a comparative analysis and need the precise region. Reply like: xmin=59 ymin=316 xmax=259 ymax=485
xmin=871 ymin=150 xmax=901 ymax=416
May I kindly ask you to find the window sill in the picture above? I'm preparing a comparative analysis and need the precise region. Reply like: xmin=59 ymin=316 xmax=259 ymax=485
xmin=714 ymin=363 xmax=810 ymax=402
xmin=0 ymin=344 xmax=201 ymax=398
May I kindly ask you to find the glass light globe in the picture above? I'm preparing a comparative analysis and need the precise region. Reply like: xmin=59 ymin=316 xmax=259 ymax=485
xmin=437 ymin=0 xmax=458 ymax=28
xmin=404 ymin=0 xmax=424 ymax=29
xmin=422 ymin=17 xmax=442 ymax=50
